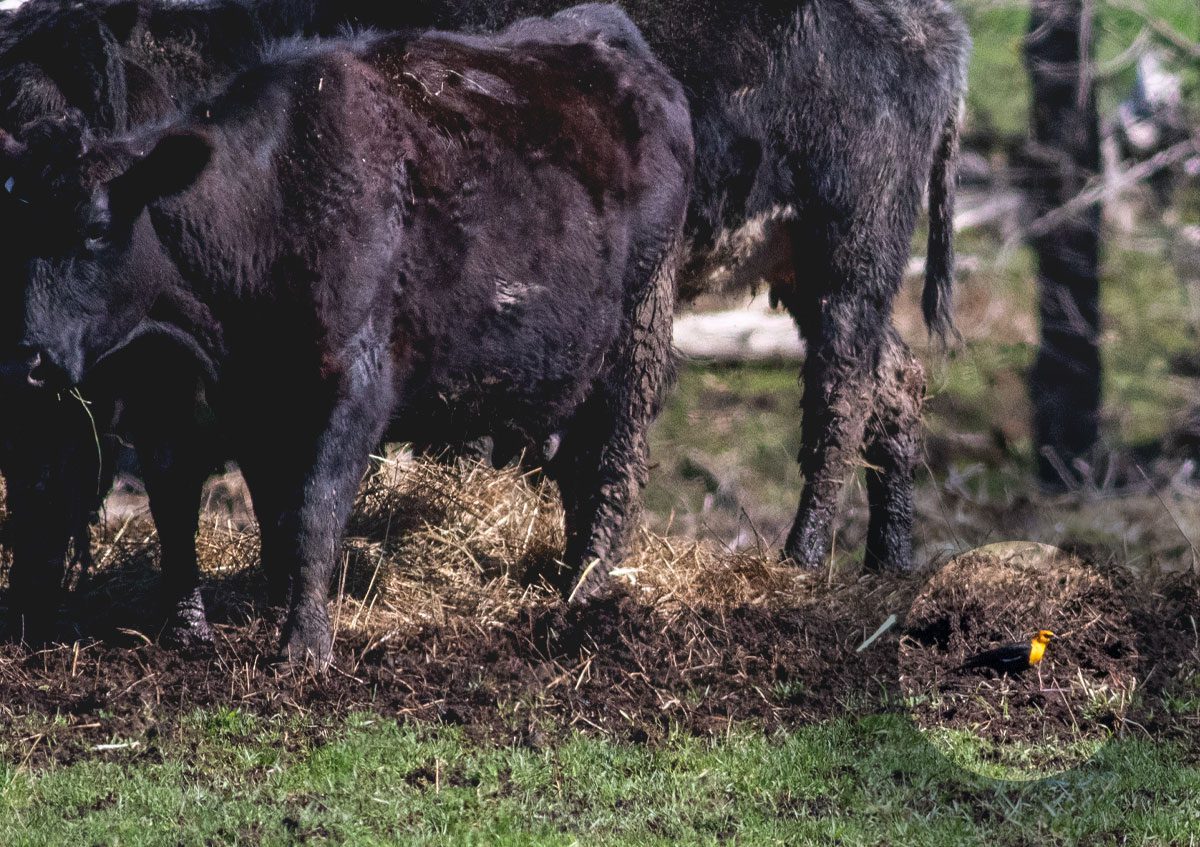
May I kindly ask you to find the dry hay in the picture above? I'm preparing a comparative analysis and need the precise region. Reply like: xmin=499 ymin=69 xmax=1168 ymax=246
xmin=155 ymin=453 xmax=830 ymax=643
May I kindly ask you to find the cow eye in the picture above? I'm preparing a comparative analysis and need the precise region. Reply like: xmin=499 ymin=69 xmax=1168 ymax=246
xmin=2 ymin=177 xmax=29 ymax=205
xmin=83 ymin=221 xmax=108 ymax=252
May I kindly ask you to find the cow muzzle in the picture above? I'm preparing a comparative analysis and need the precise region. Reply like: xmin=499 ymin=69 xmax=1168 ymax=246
xmin=9 ymin=346 xmax=70 ymax=391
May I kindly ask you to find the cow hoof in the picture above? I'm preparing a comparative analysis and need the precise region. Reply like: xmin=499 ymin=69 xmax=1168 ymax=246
xmin=564 ymin=561 xmax=613 ymax=607
xmin=162 ymin=617 xmax=214 ymax=651
xmin=162 ymin=592 xmax=214 ymax=650
xmin=277 ymin=632 xmax=333 ymax=670
xmin=278 ymin=604 xmax=333 ymax=670
xmin=780 ymin=535 xmax=830 ymax=570
xmin=780 ymin=551 xmax=821 ymax=569
xmin=863 ymin=551 xmax=915 ymax=574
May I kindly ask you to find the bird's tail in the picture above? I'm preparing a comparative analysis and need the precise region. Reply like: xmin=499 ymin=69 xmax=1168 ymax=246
xmin=953 ymin=655 xmax=983 ymax=674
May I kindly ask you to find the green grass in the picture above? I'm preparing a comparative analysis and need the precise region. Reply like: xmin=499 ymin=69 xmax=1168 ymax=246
xmin=0 ymin=713 xmax=1196 ymax=846
xmin=924 ymin=233 xmax=1198 ymax=454
xmin=646 ymin=363 xmax=803 ymax=533
xmin=963 ymin=2 xmax=1034 ymax=139
xmin=1101 ymin=241 xmax=1198 ymax=446
xmin=923 ymin=727 xmax=1110 ymax=783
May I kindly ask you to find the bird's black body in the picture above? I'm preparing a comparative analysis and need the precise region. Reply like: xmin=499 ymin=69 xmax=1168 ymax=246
xmin=956 ymin=642 xmax=1037 ymax=675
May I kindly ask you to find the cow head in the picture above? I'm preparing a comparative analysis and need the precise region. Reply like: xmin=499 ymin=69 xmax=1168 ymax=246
xmin=0 ymin=113 xmax=211 ymax=390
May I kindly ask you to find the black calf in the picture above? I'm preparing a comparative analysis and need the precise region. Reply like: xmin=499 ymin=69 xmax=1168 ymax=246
xmin=1 ymin=6 xmax=692 ymax=663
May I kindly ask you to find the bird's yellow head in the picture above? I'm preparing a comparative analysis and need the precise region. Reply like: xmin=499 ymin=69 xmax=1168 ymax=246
xmin=1027 ymin=630 xmax=1055 ymax=666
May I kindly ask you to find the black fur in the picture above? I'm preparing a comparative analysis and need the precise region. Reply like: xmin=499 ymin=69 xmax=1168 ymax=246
xmin=2 ymin=7 xmax=692 ymax=665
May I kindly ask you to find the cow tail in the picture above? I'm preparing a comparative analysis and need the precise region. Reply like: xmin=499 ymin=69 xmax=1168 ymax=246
xmin=922 ymin=104 xmax=961 ymax=347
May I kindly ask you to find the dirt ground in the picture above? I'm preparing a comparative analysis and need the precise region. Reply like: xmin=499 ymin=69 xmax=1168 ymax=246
xmin=0 ymin=459 xmax=1195 ymax=768
xmin=898 ymin=542 xmax=1182 ymax=774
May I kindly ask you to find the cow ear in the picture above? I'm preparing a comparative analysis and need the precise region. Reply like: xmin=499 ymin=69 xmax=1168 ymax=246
xmin=108 ymin=129 xmax=212 ymax=215
xmin=0 ymin=130 xmax=26 ymax=197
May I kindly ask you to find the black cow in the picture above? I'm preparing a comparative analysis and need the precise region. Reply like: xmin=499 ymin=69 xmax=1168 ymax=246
xmin=0 ymin=5 xmax=693 ymax=664
xmin=0 ymin=0 xmax=338 ymax=640
xmin=311 ymin=0 xmax=970 ymax=572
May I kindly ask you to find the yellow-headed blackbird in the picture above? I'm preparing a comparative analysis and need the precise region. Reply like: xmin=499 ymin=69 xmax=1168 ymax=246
xmin=956 ymin=630 xmax=1054 ymax=674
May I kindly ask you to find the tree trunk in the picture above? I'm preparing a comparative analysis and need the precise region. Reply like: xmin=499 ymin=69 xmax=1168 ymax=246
xmin=1023 ymin=0 xmax=1103 ymax=488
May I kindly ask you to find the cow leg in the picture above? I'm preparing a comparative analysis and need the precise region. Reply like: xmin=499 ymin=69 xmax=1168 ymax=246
xmin=862 ymin=326 xmax=925 ymax=572
xmin=545 ymin=412 xmax=608 ymax=600
xmin=236 ymin=456 xmax=290 ymax=607
xmin=781 ymin=291 xmax=877 ymax=568
xmin=65 ymin=433 xmax=120 ymax=591
xmin=551 ymin=407 xmax=652 ymax=604
xmin=3 ymin=461 xmax=79 ymax=642
xmin=2 ymin=404 xmax=106 ymax=642
xmin=548 ymin=248 xmax=677 ymax=604
xmin=249 ymin=378 xmax=391 ymax=668
xmin=135 ymin=434 xmax=212 ymax=646
xmin=124 ymin=382 xmax=217 ymax=647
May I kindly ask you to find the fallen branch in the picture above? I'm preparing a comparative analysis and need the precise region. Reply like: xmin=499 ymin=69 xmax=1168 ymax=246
xmin=1014 ymin=134 xmax=1199 ymax=246
xmin=673 ymin=306 xmax=804 ymax=362
xmin=953 ymin=191 xmax=1025 ymax=232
